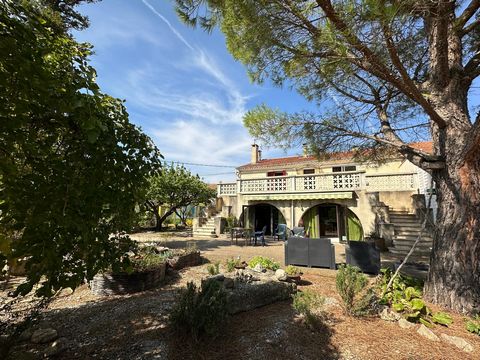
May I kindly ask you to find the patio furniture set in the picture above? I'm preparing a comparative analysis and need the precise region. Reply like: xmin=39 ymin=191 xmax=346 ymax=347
xmin=285 ymin=236 xmax=381 ymax=274
xmin=229 ymin=224 xmax=381 ymax=274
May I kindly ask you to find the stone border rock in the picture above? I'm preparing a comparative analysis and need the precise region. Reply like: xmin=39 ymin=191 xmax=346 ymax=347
xmin=90 ymin=263 xmax=166 ymax=296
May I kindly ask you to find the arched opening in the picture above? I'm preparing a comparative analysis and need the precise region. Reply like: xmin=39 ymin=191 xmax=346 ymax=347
xmin=239 ymin=203 xmax=286 ymax=235
xmin=300 ymin=203 xmax=363 ymax=241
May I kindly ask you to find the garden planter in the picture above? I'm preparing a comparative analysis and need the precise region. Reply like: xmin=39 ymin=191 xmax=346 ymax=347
xmin=345 ymin=241 xmax=381 ymax=274
xmin=167 ymin=251 xmax=201 ymax=270
xmin=90 ymin=263 xmax=166 ymax=296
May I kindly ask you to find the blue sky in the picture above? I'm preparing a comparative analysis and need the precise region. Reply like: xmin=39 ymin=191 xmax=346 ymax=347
xmin=74 ymin=0 xmax=480 ymax=183
xmin=74 ymin=0 xmax=314 ymax=182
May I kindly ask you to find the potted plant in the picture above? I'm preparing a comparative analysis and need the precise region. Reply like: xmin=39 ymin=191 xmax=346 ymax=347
xmin=285 ymin=265 xmax=302 ymax=282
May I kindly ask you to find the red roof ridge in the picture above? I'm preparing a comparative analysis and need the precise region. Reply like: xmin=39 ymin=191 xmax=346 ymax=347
xmin=238 ymin=141 xmax=433 ymax=170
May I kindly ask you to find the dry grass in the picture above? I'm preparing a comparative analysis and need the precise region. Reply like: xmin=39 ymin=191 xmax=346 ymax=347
xmin=1 ymin=233 xmax=479 ymax=359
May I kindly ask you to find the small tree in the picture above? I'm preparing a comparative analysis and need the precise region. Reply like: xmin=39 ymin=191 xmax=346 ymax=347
xmin=144 ymin=165 xmax=216 ymax=231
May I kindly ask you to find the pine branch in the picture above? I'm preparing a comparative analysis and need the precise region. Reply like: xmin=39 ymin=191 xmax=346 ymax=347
xmin=456 ymin=0 xmax=480 ymax=31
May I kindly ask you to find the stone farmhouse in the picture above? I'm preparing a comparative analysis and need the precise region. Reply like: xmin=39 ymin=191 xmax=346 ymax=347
xmin=198 ymin=142 xmax=436 ymax=260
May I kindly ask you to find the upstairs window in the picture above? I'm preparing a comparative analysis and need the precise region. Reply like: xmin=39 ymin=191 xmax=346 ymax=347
xmin=332 ymin=165 xmax=356 ymax=172
xmin=303 ymin=168 xmax=315 ymax=175
xmin=267 ymin=170 xmax=286 ymax=177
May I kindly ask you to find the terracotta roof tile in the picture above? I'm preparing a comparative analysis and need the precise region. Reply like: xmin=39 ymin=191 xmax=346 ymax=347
xmin=237 ymin=141 xmax=433 ymax=171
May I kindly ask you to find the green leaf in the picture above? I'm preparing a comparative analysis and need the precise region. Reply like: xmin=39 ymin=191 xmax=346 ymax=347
xmin=431 ymin=312 xmax=453 ymax=326
xmin=404 ymin=286 xmax=421 ymax=301
xmin=392 ymin=302 xmax=405 ymax=312
xmin=410 ymin=298 xmax=426 ymax=311
xmin=405 ymin=311 xmax=420 ymax=320
xmin=419 ymin=318 xmax=434 ymax=328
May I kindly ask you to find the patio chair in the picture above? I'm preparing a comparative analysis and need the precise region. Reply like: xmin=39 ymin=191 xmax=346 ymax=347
xmin=273 ymin=224 xmax=288 ymax=241
xmin=291 ymin=226 xmax=305 ymax=237
xmin=252 ymin=225 xmax=267 ymax=246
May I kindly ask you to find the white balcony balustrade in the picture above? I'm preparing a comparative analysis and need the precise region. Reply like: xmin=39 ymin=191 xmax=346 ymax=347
xmin=217 ymin=172 xmax=418 ymax=196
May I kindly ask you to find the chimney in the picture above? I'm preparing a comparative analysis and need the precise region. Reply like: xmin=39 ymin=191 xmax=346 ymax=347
xmin=302 ymin=143 xmax=309 ymax=157
xmin=251 ymin=144 xmax=259 ymax=164
xmin=258 ymin=150 xmax=262 ymax=161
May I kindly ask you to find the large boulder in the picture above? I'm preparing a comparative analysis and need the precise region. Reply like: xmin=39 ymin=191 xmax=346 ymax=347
xmin=275 ymin=269 xmax=287 ymax=281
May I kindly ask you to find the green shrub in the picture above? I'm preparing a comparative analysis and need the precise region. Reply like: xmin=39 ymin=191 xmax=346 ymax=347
xmin=207 ymin=262 xmax=220 ymax=275
xmin=169 ymin=280 xmax=228 ymax=341
xmin=225 ymin=257 xmax=242 ymax=272
xmin=466 ymin=315 xmax=480 ymax=335
xmin=292 ymin=290 xmax=326 ymax=329
xmin=336 ymin=264 xmax=374 ymax=316
xmin=129 ymin=253 xmax=166 ymax=272
xmin=248 ymin=256 xmax=280 ymax=271
xmin=285 ymin=265 xmax=301 ymax=276
xmin=379 ymin=268 xmax=453 ymax=327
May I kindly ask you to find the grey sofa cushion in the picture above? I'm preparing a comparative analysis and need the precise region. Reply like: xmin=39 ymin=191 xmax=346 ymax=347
xmin=285 ymin=237 xmax=336 ymax=269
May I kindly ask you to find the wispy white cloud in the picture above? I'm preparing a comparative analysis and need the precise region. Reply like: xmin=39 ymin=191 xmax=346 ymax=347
xmin=141 ymin=0 xmax=194 ymax=51
xmin=125 ymin=64 xmax=246 ymax=125
xmin=97 ymin=0 xmax=254 ymax=181
xmin=151 ymin=120 xmax=251 ymax=182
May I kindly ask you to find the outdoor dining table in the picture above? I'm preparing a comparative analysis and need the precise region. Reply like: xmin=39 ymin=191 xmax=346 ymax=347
xmin=230 ymin=227 xmax=252 ymax=245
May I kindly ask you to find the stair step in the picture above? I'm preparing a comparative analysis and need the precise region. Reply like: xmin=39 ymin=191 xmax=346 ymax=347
xmin=391 ymin=217 xmax=420 ymax=222
xmin=394 ymin=225 xmax=423 ymax=231
xmin=394 ymin=234 xmax=433 ymax=240
xmin=195 ymin=228 xmax=215 ymax=233
xmin=390 ymin=215 xmax=418 ymax=220
xmin=393 ymin=242 xmax=433 ymax=247
xmin=389 ymin=245 xmax=432 ymax=252
xmin=395 ymin=225 xmax=428 ymax=234
xmin=394 ymin=234 xmax=433 ymax=239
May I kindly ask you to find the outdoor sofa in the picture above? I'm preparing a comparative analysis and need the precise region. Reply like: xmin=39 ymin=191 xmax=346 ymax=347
xmin=284 ymin=237 xmax=336 ymax=269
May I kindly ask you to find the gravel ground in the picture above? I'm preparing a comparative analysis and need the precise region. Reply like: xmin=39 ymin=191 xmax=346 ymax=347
xmin=1 ymin=232 xmax=478 ymax=359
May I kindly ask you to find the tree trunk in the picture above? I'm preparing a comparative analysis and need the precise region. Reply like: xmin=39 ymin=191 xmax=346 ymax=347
xmin=422 ymin=5 xmax=480 ymax=313
xmin=154 ymin=208 xmax=175 ymax=232
xmin=154 ymin=211 xmax=163 ymax=232
xmin=425 ymin=155 xmax=480 ymax=313
xmin=423 ymin=98 xmax=480 ymax=313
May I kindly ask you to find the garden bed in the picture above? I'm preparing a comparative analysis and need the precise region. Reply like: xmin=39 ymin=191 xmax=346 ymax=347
xmin=167 ymin=251 xmax=201 ymax=270
xmin=90 ymin=263 xmax=166 ymax=296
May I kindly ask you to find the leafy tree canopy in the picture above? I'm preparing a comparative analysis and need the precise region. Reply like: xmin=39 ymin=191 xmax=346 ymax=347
xmin=175 ymin=0 xmax=479 ymax=167
xmin=145 ymin=164 xmax=216 ymax=231
xmin=174 ymin=1 xmax=480 ymax=313
xmin=0 ymin=1 xmax=161 ymax=296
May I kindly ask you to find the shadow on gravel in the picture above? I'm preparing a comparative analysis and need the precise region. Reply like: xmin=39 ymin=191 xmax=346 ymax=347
xmin=167 ymin=301 xmax=340 ymax=360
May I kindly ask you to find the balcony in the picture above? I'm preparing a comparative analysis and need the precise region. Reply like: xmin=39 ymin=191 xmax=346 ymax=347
xmin=217 ymin=172 xmax=418 ymax=197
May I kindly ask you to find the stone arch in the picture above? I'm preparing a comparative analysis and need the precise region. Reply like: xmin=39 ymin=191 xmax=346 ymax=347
xmin=299 ymin=202 xmax=364 ymax=240
xmin=238 ymin=202 xmax=287 ymax=235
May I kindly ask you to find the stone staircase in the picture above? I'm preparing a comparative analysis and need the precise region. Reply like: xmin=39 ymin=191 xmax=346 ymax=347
xmin=388 ymin=209 xmax=433 ymax=262
xmin=193 ymin=215 xmax=217 ymax=237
